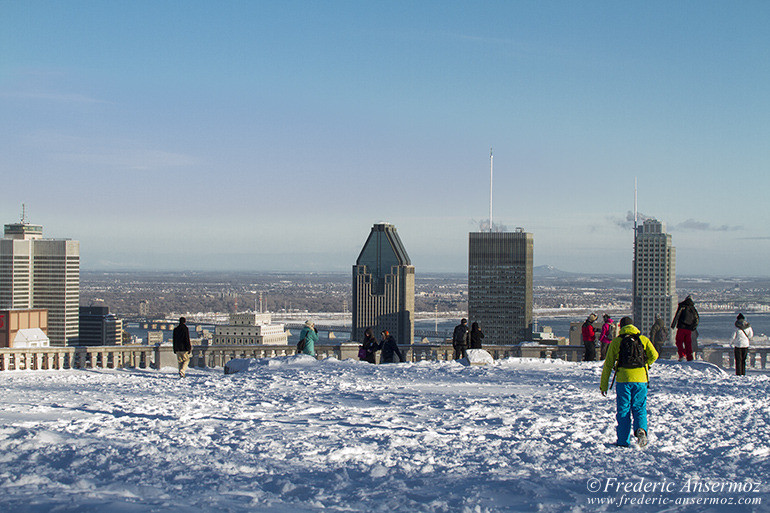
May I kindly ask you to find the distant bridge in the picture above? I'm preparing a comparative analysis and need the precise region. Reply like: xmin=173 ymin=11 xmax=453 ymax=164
xmin=284 ymin=323 xmax=449 ymax=340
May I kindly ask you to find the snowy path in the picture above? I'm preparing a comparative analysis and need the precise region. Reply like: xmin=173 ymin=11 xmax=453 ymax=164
xmin=0 ymin=357 xmax=767 ymax=512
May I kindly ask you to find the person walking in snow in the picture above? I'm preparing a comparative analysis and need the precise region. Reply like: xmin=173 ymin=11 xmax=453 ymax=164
xmin=672 ymin=295 xmax=699 ymax=361
xmin=648 ymin=315 xmax=668 ymax=353
xmin=469 ymin=322 xmax=484 ymax=349
xmin=298 ymin=320 xmax=319 ymax=358
xmin=731 ymin=313 xmax=753 ymax=376
xmin=582 ymin=313 xmax=598 ymax=362
xmin=452 ymin=318 xmax=469 ymax=360
xmin=599 ymin=314 xmax=616 ymax=360
xmin=600 ymin=316 xmax=659 ymax=448
xmin=379 ymin=330 xmax=405 ymax=364
xmin=172 ymin=317 xmax=192 ymax=378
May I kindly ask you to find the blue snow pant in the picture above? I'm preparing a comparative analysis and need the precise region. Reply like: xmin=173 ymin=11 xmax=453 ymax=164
xmin=615 ymin=382 xmax=648 ymax=446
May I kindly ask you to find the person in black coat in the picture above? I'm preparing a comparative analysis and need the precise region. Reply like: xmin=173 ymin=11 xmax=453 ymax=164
xmin=469 ymin=322 xmax=484 ymax=349
xmin=361 ymin=328 xmax=378 ymax=364
xmin=379 ymin=330 xmax=405 ymax=364
xmin=172 ymin=317 xmax=192 ymax=377
xmin=452 ymin=318 xmax=469 ymax=360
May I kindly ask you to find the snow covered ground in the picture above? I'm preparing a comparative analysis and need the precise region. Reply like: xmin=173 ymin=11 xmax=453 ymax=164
xmin=0 ymin=357 xmax=767 ymax=512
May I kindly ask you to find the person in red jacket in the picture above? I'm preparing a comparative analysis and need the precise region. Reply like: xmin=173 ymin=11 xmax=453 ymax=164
xmin=582 ymin=313 xmax=598 ymax=361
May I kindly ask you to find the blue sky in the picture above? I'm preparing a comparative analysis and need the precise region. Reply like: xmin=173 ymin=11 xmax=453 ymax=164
xmin=2 ymin=1 xmax=769 ymax=276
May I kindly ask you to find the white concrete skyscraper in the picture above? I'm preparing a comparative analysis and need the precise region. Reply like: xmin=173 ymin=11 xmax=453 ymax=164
xmin=0 ymin=218 xmax=79 ymax=346
xmin=632 ymin=218 xmax=676 ymax=335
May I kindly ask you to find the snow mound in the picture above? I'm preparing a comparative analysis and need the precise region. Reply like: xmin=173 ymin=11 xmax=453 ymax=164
xmin=654 ymin=359 xmax=729 ymax=377
xmin=464 ymin=349 xmax=495 ymax=366
xmin=225 ymin=354 xmax=320 ymax=374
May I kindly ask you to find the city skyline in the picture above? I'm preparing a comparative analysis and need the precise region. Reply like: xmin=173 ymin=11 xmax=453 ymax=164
xmin=2 ymin=2 xmax=769 ymax=276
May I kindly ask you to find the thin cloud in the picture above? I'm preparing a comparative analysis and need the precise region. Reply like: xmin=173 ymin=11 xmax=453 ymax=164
xmin=56 ymin=149 xmax=199 ymax=170
xmin=610 ymin=211 xmax=653 ymax=230
xmin=21 ymin=132 xmax=199 ymax=171
xmin=671 ymin=219 xmax=743 ymax=232
xmin=0 ymin=91 xmax=110 ymax=104
xmin=609 ymin=213 xmax=742 ymax=233
xmin=470 ymin=219 xmax=510 ymax=232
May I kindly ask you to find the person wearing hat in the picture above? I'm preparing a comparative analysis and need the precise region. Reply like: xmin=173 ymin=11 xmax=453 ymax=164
xmin=731 ymin=313 xmax=753 ymax=376
xmin=582 ymin=313 xmax=598 ymax=361
xmin=598 ymin=314 xmax=616 ymax=360
xmin=648 ymin=315 xmax=668 ymax=353
xmin=298 ymin=320 xmax=319 ymax=357
xmin=360 ymin=327 xmax=379 ymax=364
xmin=600 ymin=316 xmax=659 ymax=448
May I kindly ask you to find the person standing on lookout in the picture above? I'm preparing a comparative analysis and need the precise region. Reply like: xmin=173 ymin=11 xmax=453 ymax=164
xmin=582 ymin=313 xmax=598 ymax=362
xmin=731 ymin=313 xmax=753 ymax=376
xmin=452 ymin=318 xmax=469 ymax=360
xmin=671 ymin=295 xmax=699 ymax=361
xmin=598 ymin=314 xmax=616 ymax=360
xmin=469 ymin=322 xmax=484 ymax=349
xmin=648 ymin=315 xmax=668 ymax=353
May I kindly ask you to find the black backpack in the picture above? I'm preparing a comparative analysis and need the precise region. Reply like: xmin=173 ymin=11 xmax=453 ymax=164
xmin=617 ymin=334 xmax=646 ymax=368
xmin=679 ymin=307 xmax=696 ymax=329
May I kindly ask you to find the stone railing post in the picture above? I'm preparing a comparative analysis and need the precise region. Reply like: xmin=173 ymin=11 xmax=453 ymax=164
xmin=153 ymin=345 xmax=177 ymax=370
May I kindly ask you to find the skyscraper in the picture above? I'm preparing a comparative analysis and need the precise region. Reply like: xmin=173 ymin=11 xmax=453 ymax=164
xmin=468 ymin=229 xmax=533 ymax=344
xmin=0 ymin=218 xmax=79 ymax=346
xmin=632 ymin=218 xmax=676 ymax=335
xmin=78 ymin=306 xmax=123 ymax=346
xmin=352 ymin=223 xmax=415 ymax=345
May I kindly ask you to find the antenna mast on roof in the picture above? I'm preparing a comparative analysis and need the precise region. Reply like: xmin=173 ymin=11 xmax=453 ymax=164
xmin=20 ymin=203 xmax=28 ymax=224
xmin=634 ymin=177 xmax=638 ymax=236
xmin=489 ymin=147 xmax=493 ymax=233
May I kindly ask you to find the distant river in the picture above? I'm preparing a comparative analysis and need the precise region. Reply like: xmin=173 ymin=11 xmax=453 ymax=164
xmin=416 ymin=312 xmax=770 ymax=346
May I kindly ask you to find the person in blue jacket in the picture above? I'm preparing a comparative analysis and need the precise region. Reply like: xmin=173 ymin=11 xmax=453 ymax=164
xmin=298 ymin=320 xmax=319 ymax=357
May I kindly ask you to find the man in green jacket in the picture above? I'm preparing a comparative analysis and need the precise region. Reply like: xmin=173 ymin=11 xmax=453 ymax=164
xmin=600 ymin=317 xmax=659 ymax=448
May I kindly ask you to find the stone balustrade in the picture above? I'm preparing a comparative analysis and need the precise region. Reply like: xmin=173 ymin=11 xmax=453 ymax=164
xmin=0 ymin=343 xmax=767 ymax=373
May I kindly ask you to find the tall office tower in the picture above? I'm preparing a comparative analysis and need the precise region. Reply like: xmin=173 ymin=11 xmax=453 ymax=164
xmin=78 ymin=306 xmax=123 ymax=346
xmin=0 ymin=219 xmax=80 ymax=346
xmin=352 ymin=223 xmax=415 ymax=345
xmin=468 ymin=229 xmax=534 ymax=344
xmin=632 ymin=218 xmax=676 ymax=335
